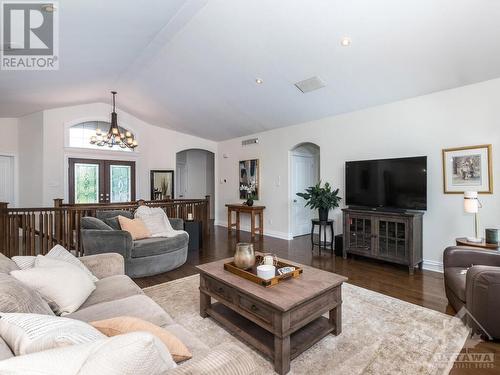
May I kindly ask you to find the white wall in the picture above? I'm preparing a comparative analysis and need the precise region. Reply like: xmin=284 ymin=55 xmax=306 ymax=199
xmin=0 ymin=118 xmax=18 ymax=155
xmin=18 ymin=112 xmax=44 ymax=207
xmin=216 ymin=78 xmax=500 ymax=268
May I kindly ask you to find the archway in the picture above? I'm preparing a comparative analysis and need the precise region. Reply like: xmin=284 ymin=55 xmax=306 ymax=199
xmin=290 ymin=143 xmax=320 ymax=237
xmin=175 ymin=149 xmax=215 ymax=219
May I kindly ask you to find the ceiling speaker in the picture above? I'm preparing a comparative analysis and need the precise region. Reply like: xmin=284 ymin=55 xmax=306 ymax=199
xmin=294 ymin=76 xmax=326 ymax=93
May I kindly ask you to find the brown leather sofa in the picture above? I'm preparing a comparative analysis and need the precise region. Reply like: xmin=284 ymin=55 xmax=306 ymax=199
xmin=444 ymin=246 xmax=500 ymax=339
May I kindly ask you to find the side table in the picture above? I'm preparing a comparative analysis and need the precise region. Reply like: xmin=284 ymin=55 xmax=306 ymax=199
xmin=311 ymin=219 xmax=334 ymax=254
xmin=456 ymin=237 xmax=500 ymax=251
xmin=184 ymin=220 xmax=203 ymax=250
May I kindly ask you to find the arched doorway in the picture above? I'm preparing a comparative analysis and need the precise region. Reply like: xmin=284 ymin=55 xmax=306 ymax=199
xmin=176 ymin=149 xmax=215 ymax=219
xmin=290 ymin=143 xmax=320 ymax=237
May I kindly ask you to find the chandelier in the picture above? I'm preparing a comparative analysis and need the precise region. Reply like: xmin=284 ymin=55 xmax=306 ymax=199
xmin=90 ymin=91 xmax=138 ymax=149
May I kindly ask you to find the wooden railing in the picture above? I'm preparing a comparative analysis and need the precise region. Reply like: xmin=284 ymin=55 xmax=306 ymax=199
xmin=0 ymin=196 xmax=210 ymax=258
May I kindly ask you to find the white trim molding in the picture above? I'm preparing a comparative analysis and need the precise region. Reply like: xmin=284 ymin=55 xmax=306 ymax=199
xmin=422 ymin=259 xmax=443 ymax=273
xmin=214 ymin=221 xmax=293 ymax=240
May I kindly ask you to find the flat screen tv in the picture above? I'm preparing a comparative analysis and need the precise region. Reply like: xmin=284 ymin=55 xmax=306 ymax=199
xmin=345 ymin=156 xmax=427 ymax=211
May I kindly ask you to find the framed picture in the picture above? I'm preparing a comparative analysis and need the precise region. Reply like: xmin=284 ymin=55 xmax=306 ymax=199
xmin=239 ymin=159 xmax=259 ymax=200
xmin=442 ymin=144 xmax=492 ymax=194
xmin=150 ymin=170 xmax=174 ymax=200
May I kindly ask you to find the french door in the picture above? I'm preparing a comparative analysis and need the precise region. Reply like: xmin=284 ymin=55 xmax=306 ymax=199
xmin=69 ymin=158 xmax=136 ymax=204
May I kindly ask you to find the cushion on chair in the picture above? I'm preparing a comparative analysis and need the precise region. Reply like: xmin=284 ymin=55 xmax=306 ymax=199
xmin=0 ymin=253 xmax=19 ymax=274
xmin=103 ymin=216 xmax=122 ymax=230
xmin=81 ymin=216 xmax=113 ymax=230
xmin=96 ymin=210 xmax=134 ymax=220
xmin=79 ymin=275 xmax=144 ymax=309
xmin=445 ymin=267 xmax=467 ymax=302
xmin=66 ymin=294 xmax=174 ymax=327
xmin=132 ymin=234 xmax=189 ymax=258
xmin=118 ymin=216 xmax=151 ymax=240
xmin=0 ymin=273 xmax=54 ymax=315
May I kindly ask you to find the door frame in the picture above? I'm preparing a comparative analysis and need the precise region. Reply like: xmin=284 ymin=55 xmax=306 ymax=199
xmin=68 ymin=158 xmax=136 ymax=204
xmin=0 ymin=153 xmax=17 ymax=206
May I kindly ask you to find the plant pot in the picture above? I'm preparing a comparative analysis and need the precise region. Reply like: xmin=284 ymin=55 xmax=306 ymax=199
xmin=318 ymin=208 xmax=329 ymax=221
xmin=246 ymin=198 xmax=254 ymax=207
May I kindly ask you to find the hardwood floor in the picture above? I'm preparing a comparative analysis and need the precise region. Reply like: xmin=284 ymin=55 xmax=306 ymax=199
xmin=134 ymin=225 xmax=499 ymax=374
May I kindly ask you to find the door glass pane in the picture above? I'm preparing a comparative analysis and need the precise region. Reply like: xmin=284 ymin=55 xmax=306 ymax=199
xmin=110 ymin=165 xmax=131 ymax=203
xmin=74 ymin=163 xmax=99 ymax=204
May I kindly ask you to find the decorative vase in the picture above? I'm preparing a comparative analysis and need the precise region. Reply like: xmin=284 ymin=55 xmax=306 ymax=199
xmin=234 ymin=243 xmax=255 ymax=270
xmin=318 ymin=208 xmax=329 ymax=222
xmin=246 ymin=198 xmax=254 ymax=206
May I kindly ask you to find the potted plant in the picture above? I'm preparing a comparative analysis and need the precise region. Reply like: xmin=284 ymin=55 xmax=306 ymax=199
xmin=296 ymin=181 xmax=341 ymax=221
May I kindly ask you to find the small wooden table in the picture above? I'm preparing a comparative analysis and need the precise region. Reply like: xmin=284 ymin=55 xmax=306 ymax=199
xmin=311 ymin=219 xmax=334 ymax=254
xmin=197 ymin=256 xmax=347 ymax=375
xmin=226 ymin=204 xmax=265 ymax=239
xmin=456 ymin=237 xmax=500 ymax=250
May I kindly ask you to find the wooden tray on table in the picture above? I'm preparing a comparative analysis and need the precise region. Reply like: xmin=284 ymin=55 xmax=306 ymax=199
xmin=223 ymin=255 xmax=303 ymax=287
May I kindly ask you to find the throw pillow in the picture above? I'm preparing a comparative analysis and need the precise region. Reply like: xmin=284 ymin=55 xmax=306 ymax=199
xmin=0 ymin=332 xmax=176 ymax=375
xmin=10 ymin=260 xmax=96 ymax=315
xmin=135 ymin=206 xmax=185 ymax=238
xmin=118 ymin=216 xmax=151 ymax=240
xmin=0 ymin=253 xmax=19 ymax=274
xmin=90 ymin=316 xmax=192 ymax=362
xmin=0 ymin=273 xmax=54 ymax=315
xmin=0 ymin=313 xmax=105 ymax=356
xmin=46 ymin=244 xmax=98 ymax=282
xmin=82 ymin=216 xmax=113 ymax=230
xmin=11 ymin=256 xmax=36 ymax=270
xmin=103 ymin=216 xmax=122 ymax=230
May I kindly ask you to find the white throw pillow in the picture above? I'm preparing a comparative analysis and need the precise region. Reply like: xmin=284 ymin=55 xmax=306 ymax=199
xmin=10 ymin=259 xmax=96 ymax=315
xmin=135 ymin=206 xmax=186 ymax=238
xmin=0 ymin=313 xmax=105 ymax=356
xmin=47 ymin=245 xmax=98 ymax=282
xmin=0 ymin=332 xmax=176 ymax=375
xmin=11 ymin=256 xmax=36 ymax=270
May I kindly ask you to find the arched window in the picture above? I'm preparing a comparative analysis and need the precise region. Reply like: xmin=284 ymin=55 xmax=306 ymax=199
xmin=68 ymin=121 xmax=133 ymax=152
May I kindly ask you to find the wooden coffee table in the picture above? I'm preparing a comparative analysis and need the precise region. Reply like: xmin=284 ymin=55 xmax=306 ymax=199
xmin=197 ymin=257 xmax=347 ymax=374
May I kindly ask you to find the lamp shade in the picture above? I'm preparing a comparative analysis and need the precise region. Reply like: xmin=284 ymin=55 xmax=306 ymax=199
xmin=464 ymin=191 xmax=479 ymax=213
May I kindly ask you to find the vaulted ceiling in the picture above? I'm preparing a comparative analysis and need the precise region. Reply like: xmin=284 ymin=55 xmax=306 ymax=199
xmin=1 ymin=0 xmax=500 ymax=140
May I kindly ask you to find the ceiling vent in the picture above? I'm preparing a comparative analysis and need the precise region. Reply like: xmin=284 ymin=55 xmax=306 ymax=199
xmin=294 ymin=76 xmax=326 ymax=93
xmin=242 ymin=138 xmax=259 ymax=146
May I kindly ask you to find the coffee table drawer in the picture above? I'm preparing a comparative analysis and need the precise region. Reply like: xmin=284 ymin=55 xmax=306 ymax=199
xmin=206 ymin=278 xmax=235 ymax=303
xmin=238 ymin=294 xmax=273 ymax=325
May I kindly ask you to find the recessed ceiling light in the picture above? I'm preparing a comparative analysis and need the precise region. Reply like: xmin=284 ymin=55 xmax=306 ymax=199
xmin=340 ymin=37 xmax=351 ymax=47
xmin=255 ymin=78 xmax=264 ymax=84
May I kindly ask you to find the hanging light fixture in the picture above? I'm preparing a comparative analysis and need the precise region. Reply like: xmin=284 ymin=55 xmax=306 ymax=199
xmin=90 ymin=91 xmax=138 ymax=149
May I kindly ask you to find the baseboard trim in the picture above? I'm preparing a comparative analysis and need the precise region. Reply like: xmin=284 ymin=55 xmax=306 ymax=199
xmin=214 ymin=221 xmax=293 ymax=240
xmin=422 ymin=259 xmax=443 ymax=273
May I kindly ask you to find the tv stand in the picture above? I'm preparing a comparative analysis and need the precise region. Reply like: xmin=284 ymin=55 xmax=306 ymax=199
xmin=342 ymin=208 xmax=423 ymax=275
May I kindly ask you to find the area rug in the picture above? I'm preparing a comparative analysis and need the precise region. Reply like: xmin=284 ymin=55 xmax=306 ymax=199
xmin=144 ymin=275 xmax=469 ymax=375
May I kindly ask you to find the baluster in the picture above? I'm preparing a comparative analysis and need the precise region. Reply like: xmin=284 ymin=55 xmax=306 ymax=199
xmin=30 ymin=213 xmax=36 ymax=256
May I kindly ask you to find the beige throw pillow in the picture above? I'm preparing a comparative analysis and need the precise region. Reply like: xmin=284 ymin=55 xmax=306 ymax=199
xmin=90 ymin=316 xmax=192 ymax=362
xmin=10 ymin=259 xmax=96 ymax=315
xmin=0 ymin=313 xmax=105 ymax=356
xmin=118 ymin=216 xmax=151 ymax=240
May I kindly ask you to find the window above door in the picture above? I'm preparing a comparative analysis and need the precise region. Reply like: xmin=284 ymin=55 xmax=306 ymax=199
xmin=68 ymin=121 xmax=133 ymax=152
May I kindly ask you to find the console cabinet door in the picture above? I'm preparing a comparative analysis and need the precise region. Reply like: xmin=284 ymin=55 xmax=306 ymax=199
xmin=376 ymin=217 xmax=409 ymax=263
xmin=346 ymin=214 xmax=374 ymax=255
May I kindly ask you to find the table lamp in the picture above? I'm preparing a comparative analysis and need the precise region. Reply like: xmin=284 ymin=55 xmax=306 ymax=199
xmin=464 ymin=191 xmax=482 ymax=243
